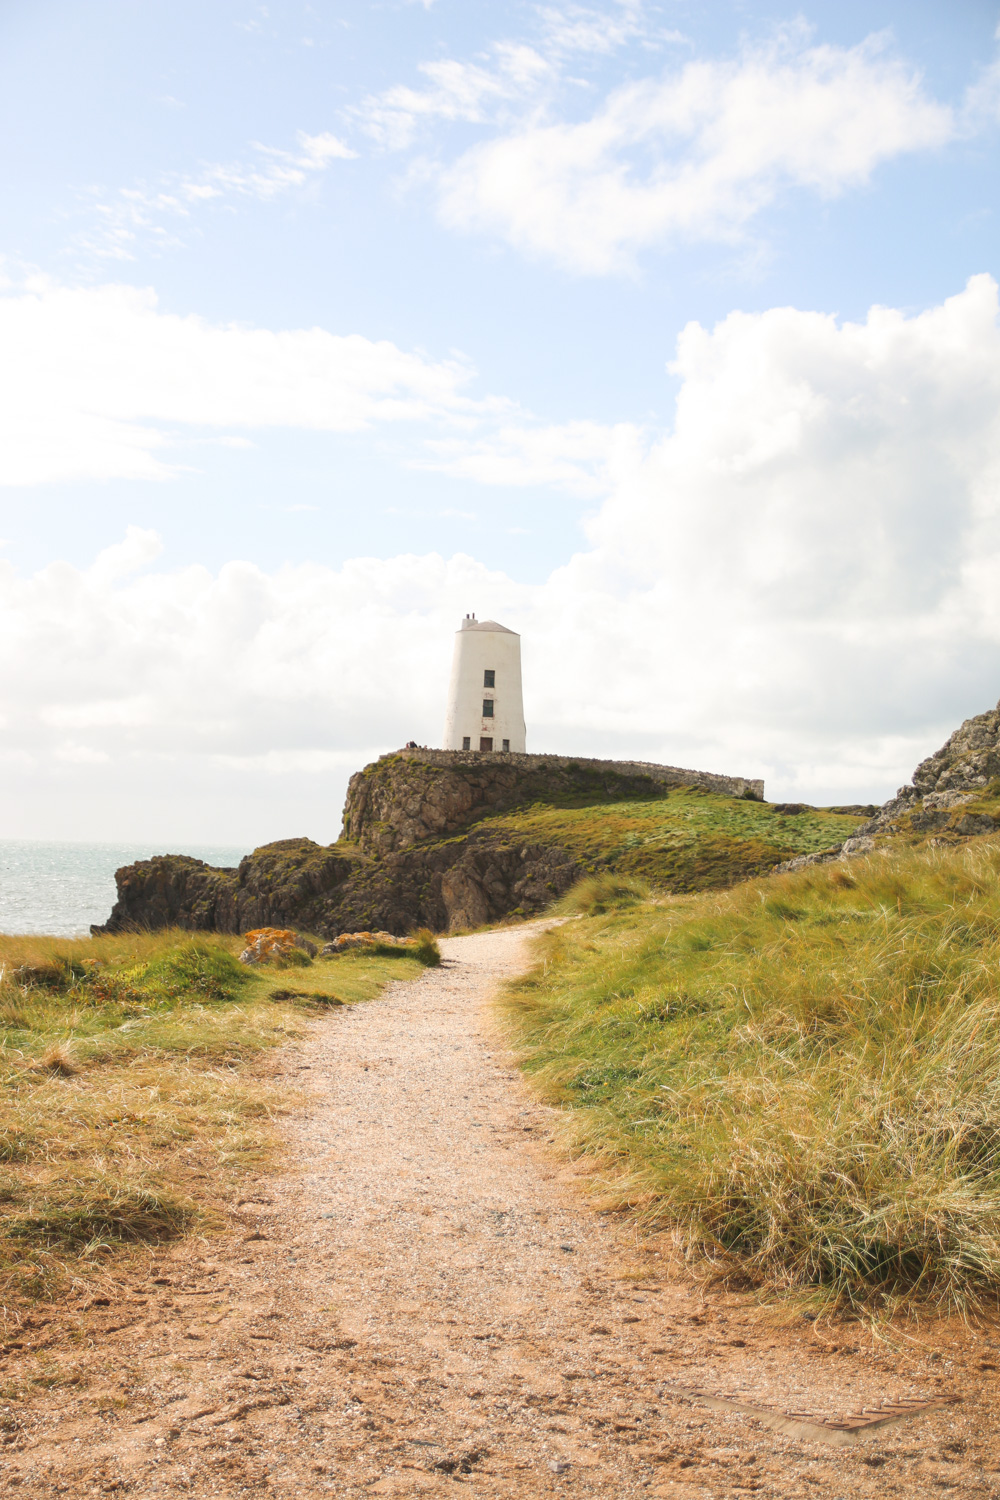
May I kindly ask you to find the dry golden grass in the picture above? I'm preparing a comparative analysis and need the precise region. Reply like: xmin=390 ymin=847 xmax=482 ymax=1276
xmin=0 ymin=927 xmax=423 ymax=1304
xmin=504 ymin=843 xmax=1000 ymax=1317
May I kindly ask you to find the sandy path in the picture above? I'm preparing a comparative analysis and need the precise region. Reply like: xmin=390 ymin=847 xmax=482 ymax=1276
xmin=4 ymin=925 xmax=999 ymax=1498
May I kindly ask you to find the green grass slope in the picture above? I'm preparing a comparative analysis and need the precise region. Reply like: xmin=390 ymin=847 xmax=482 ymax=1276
xmin=503 ymin=837 xmax=1000 ymax=1314
xmin=480 ymin=787 xmax=861 ymax=893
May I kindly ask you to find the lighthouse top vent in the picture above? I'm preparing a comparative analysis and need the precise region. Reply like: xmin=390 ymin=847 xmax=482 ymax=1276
xmin=460 ymin=614 xmax=517 ymax=634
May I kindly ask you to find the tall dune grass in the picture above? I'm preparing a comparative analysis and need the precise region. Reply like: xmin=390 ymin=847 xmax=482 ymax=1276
xmin=504 ymin=842 xmax=1000 ymax=1314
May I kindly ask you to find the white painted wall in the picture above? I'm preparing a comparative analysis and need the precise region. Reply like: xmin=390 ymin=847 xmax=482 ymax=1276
xmin=442 ymin=616 xmax=526 ymax=752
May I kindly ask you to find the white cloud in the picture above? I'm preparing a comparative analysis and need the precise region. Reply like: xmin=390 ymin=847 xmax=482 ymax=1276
xmin=357 ymin=44 xmax=553 ymax=150
xmin=5 ymin=278 xmax=1000 ymax=840
xmin=356 ymin=3 xmax=650 ymax=149
xmin=538 ymin=2 xmax=651 ymax=58
xmin=438 ymin=31 xmax=954 ymax=272
xmin=77 ymin=130 xmax=355 ymax=261
xmin=419 ymin=418 xmax=644 ymax=496
xmin=0 ymin=280 xmax=490 ymax=485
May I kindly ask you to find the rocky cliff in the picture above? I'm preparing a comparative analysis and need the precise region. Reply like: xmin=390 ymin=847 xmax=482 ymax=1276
xmin=342 ymin=749 xmax=762 ymax=854
xmin=779 ymin=699 xmax=1000 ymax=872
xmin=95 ymin=749 xmax=768 ymax=938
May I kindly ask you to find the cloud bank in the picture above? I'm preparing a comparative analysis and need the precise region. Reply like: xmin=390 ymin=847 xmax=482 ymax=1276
xmin=4 ymin=277 xmax=1000 ymax=841
xmin=0 ymin=281 xmax=484 ymax=486
xmin=0 ymin=278 xmax=635 ymax=493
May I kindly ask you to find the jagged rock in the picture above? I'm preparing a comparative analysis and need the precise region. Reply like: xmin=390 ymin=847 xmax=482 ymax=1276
xmin=858 ymin=700 xmax=1000 ymax=842
xmin=912 ymin=702 xmax=1000 ymax=794
xmin=91 ymin=840 xmax=357 ymax=937
xmin=774 ymin=699 xmax=1000 ymax=875
xmin=94 ymin=821 xmax=583 ymax=939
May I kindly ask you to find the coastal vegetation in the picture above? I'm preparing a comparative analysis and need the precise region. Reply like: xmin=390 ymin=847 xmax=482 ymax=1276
xmin=503 ymin=836 xmax=1000 ymax=1315
xmin=0 ymin=928 xmax=425 ymax=1301
xmin=482 ymin=786 xmax=862 ymax=892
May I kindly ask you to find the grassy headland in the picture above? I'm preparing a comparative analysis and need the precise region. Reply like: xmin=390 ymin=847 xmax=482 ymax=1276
xmin=0 ymin=930 xmax=424 ymax=1301
xmin=503 ymin=837 xmax=1000 ymax=1315
xmin=480 ymin=786 xmax=862 ymax=892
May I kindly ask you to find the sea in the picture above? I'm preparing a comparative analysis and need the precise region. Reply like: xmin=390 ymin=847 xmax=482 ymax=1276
xmin=0 ymin=841 xmax=254 ymax=937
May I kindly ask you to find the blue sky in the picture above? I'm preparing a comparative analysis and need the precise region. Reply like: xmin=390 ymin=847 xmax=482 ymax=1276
xmin=2 ymin=1 xmax=1000 ymax=841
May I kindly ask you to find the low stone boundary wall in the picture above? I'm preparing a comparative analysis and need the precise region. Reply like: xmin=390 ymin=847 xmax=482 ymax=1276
xmin=397 ymin=747 xmax=764 ymax=802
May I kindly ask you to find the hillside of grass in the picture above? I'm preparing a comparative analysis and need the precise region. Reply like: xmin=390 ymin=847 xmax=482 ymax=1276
xmin=0 ymin=930 xmax=425 ymax=1301
xmin=479 ymin=787 xmax=862 ymax=893
xmin=502 ymin=837 xmax=1000 ymax=1314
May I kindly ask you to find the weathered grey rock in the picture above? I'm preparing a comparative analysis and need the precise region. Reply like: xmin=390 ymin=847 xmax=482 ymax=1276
xmin=774 ymin=700 xmax=1000 ymax=875
xmin=912 ymin=701 xmax=1000 ymax=794
xmin=840 ymin=834 xmax=875 ymax=856
xmin=923 ymin=790 xmax=977 ymax=812
xmin=858 ymin=700 xmax=1000 ymax=842
xmin=774 ymin=845 xmax=844 ymax=874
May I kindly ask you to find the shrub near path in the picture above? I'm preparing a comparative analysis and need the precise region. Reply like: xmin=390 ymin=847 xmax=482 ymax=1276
xmin=0 ymin=928 xmax=428 ymax=1306
xmin=504 ymin=842 xmax=1000 ymax=1316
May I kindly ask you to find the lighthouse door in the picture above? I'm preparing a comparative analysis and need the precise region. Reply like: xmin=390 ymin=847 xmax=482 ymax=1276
xmin=479 ymin=736 xmax=493 ymax=752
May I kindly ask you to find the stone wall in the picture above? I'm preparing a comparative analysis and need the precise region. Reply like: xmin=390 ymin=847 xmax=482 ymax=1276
xmin=396 ymin=747 xmax=765 ymax=800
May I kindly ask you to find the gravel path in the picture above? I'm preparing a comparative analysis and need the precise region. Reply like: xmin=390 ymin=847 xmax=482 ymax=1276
xmin=5 ymin=925 xmax=998 ymax=1498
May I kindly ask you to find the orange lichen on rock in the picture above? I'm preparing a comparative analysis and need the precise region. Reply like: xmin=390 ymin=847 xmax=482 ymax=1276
xmin=239 ymin=928 xmax=301 ymax=965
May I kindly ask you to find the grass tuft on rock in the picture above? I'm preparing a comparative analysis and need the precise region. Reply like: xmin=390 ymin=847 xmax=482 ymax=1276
xmin=504 ymin=835 xmax=1000 ymax=1315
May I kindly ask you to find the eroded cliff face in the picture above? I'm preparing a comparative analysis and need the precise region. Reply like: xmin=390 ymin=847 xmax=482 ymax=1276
xmin=99 ymin=839 xmax=358 ymax=936
xmin=95 ymin=827 xmax=582 ymax=938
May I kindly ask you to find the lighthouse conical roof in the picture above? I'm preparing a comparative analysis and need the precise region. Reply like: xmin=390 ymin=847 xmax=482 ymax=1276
xmin=459 ymin=617 xmax=517 ymax=634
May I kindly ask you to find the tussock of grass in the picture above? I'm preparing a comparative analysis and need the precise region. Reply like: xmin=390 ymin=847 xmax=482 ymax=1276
xmin=409 ymin=929 xmax=443 ymax=967
xmin=504 ymin=837 xmax=1000 ymax=1315
xmin=555 ymin=874 xmax=652 ymax=915
xmin=0 ymin=928 xmax=423 ymax=1301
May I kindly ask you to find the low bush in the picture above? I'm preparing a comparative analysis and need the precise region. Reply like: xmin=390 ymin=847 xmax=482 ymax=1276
xmin=505 ymin=836 xmax=1000 ymax=1315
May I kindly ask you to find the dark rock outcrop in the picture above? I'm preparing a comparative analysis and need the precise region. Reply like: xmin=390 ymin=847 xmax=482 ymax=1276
xmin=96 ymin=747 xmax=764 ymax=938
xmin=95 ymin=828 xmax=581 ymax=939
xmin=99 ymin=839 xmax=357 ymax=936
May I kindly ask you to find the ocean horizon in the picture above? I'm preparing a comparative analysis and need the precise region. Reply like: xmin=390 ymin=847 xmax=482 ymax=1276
xmin=0 ymin=841 xmax=254 ymax=938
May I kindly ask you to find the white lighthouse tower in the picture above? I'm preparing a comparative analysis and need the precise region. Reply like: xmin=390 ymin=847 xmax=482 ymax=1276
xmin=442 ymin=615 xmax=526 ymax=754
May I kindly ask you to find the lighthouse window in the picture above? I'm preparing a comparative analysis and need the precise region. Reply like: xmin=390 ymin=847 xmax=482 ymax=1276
xmin=462 ymin=736 xmax=471 ymax=750
xmin=482 ymin=698 xmax=494 ymax=717
xmin=483 ymin=669 xmax=495 ymax=688
xmin=502 ymin=739 xmax=510 ymax=752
